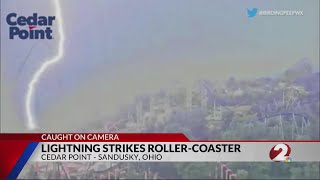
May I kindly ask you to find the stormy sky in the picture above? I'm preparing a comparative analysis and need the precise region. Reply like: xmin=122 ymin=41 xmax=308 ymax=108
xmin=1 ymin=0 xmax=319 ymax=132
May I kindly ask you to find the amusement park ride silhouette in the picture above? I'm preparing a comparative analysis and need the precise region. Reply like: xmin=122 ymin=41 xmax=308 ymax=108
xmin=24 ymin=80 xmax=316 ymax=179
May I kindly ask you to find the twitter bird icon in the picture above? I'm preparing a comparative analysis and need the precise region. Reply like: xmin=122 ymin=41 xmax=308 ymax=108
xmin=247 ymin=8 xmax=258 ymax=17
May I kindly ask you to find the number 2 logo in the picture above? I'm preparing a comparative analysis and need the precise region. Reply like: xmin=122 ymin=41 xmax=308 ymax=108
xmin=269 ymin=143 xmax=291 ymax=162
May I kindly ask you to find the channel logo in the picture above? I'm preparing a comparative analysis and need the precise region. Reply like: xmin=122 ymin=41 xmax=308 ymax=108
xmin=269 ymin=143 xmax=293 ymax=162
xmin=6 ymin=13 xmax=55 ymax=40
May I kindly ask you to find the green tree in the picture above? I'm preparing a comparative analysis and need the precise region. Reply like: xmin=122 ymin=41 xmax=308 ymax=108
xmin=290 ymin=167 xmax=304 ymax=179
xmin=237 ymin=169 xmax=248 ymax=179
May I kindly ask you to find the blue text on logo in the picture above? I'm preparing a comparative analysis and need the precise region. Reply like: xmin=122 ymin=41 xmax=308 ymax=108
xmin=6 ymin=13 xmax=55 ymax=39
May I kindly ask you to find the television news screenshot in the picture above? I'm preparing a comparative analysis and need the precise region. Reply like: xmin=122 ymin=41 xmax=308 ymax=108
xmin=1 ymin=0 xmax=319 ymax=179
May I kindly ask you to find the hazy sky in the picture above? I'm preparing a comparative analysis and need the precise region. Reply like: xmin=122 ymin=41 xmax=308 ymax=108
xmin=1 ymin=0 xmax=319 ymax=132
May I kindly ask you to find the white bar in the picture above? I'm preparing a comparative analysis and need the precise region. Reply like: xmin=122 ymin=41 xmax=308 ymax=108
xmin=29 ymin=142 xmax=320 ymax=162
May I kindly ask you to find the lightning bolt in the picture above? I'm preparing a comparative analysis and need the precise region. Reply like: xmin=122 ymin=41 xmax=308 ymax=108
xmin=25 ymin=0 xmax=65 ymax=130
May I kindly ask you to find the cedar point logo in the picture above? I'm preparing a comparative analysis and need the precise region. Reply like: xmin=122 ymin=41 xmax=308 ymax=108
xmin=6 ymin=13 xmax=55 ymax=39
